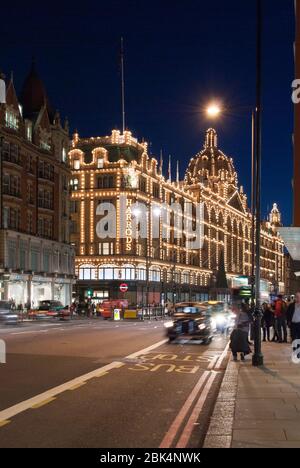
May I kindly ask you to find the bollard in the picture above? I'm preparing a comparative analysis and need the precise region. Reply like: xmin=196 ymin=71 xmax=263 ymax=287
xmin=0 ymin=340 xmax=6 ymax=364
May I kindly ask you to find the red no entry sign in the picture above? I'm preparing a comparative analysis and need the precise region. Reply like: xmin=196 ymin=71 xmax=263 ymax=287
xmin=120 ymin=283 xmax=128 ymax=293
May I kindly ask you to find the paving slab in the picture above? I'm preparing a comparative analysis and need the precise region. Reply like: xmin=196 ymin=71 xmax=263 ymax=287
xmin=204 ymin=342 xmax=300 ymax=448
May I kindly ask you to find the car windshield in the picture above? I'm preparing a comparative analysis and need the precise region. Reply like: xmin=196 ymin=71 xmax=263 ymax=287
xmin=39 ymin=301 xmax=63 ymax=308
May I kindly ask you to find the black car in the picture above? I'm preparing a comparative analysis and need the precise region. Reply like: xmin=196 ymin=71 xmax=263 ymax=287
xmin=165 ymin=302 xmax=216 ymax=344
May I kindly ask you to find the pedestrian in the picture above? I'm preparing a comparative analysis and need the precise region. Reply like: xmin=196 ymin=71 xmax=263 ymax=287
xmin=287 ymin=292 xmax=300 ymax=350
xmin=236 ymin=302 xmax=252 ymax=338
xmin=262 ymin=303 xmax=274 ymax=342
xmin=230 ymin=323 xmax=252 ymax=362
xmin=273 ymin=295 xmax=288 ymax=343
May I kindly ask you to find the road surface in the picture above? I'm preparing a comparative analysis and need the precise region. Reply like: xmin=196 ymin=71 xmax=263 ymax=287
xmin=0 ymin=319 xmax=229 ymax=448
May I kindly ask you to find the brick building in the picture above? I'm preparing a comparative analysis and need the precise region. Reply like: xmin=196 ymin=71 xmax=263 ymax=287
xmin=0 ymin=61 xmax=75 ymax=306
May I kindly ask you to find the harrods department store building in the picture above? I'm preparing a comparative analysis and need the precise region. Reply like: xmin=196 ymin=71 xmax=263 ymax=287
xmin=0 ymin=63 xmax=76 ymax=306
xmin=70 ymin=128 xmax=285 ymax=305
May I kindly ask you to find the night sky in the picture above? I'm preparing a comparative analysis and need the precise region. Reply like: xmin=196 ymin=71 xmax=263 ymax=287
xmin=0 ymin=0 xmax=295 ymax=224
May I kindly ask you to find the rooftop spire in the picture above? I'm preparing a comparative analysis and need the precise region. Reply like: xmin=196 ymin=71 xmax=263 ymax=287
xmin=204 ymin=128 xmax=218 ymax=149
xmin=20 ymin=58 xmax=54 ymax=121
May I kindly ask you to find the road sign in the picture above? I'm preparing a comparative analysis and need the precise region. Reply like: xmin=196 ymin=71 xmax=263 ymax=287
xmin=113 ymin=309 xmax=121 ymax=321
xmin=120 ymin=283 xmax=128 ymax=293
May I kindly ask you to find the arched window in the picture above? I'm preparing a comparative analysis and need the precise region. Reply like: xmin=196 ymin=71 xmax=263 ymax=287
xmin=120 ymin=264 xmax=135 ymax=280
xmin=137 ymin=264 xmax=146 ymax=281
xmin=150 ymin=267 xmax=161 ymax=282
xmin=99 ymin=264 xmax=118 ymax=280
xmin=79 ymin=264 xmax=96 ymax=280
xmin=182 ymin=271 xmax=190 ymax=284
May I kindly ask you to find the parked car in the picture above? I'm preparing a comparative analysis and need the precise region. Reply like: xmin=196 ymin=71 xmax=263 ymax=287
xmin=0 ymin=301 xmax=19 ymax=325
xmin=165 ymin=302 xmax=216 ymax=344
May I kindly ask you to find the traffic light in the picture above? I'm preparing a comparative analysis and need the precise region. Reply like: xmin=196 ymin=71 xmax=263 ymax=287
xmin=87 ymin=288 xmax=93 ymax=298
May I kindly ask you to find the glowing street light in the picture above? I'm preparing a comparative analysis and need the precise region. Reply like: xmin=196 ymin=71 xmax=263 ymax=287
xmin=206 ymin=103 xmax=222 ymax=118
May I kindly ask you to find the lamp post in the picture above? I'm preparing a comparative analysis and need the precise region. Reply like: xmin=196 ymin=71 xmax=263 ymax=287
xmin=252 ymin=0 xmax=264 ymax=367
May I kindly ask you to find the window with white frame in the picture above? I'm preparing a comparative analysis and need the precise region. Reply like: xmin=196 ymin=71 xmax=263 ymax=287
xmin=150 ymin=268 xmax=161 ymax=282
xmin=79 ymin=264 xmax=97 ymax=280
xmin=97 ymin=158 xmax=104 ymax=169
xmin=99 ymin=242 xmax=114 ymax=255
xmin=73 ymin=159 xmax=80 ymax=170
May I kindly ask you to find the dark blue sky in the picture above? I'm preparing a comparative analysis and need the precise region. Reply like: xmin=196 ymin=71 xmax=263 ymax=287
xmin=0 ymin=0 xmax=295 ymax=224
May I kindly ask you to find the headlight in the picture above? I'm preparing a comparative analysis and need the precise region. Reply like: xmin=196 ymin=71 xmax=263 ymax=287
xmin=164 ymin=321 xmax=174 ymax=329
xmin=216 ymin=314 xmax=226 ymax=325
xmin=198 ymin=323 xmax=206 ymax=330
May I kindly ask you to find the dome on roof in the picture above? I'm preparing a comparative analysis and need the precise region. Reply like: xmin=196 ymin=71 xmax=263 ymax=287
xmin=185 ymin=128 xmax=237 ymax=186
xmin=19 ymin=59 xmax=54 ymax=121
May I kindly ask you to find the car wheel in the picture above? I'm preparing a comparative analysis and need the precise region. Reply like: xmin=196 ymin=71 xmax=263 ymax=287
xmin=204 ymin=337 xmax=212 ymax=345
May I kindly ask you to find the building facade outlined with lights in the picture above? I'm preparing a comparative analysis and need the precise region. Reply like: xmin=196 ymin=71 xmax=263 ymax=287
xmin=69 ymin=128 xmax=285 ymax=305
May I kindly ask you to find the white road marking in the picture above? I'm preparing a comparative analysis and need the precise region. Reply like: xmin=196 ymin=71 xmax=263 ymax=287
xmin=125 ymin=339 xmax=169 ymax=360
xmin=0 ymin=361 xmax=124 ymax=424
xmin=160 ymin=340 xmax=228 ymax=448
xmin=0 ymin=338 xmax=168 ymax=424
xmin=159 ymin=371 xmax=210 ymax=448
xmin=176 ymin=371 xmax=218 ymax=448
xmin=215 ymin=342 xmax=230 ymax=369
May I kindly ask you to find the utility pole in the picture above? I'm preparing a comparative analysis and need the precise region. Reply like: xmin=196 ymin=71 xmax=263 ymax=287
xmin=251 ymin=110 xmax=256 ymax=308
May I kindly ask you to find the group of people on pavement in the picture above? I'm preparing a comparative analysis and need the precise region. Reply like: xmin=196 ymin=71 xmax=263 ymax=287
xmin=230 ymin=292 xmax=300 ymax=361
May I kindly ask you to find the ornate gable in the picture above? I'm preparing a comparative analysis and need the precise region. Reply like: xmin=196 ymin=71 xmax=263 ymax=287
xmin=227 ymin=190 xmax=245 ymax=214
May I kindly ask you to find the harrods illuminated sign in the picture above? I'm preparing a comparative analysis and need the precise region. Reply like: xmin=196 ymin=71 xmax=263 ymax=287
xmin=126 ymin=199 xmax=133 ymax=251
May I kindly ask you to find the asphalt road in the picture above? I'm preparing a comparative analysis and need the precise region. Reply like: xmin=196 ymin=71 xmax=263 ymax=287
xmin=0 ymin=319 xmax=229 ymax=448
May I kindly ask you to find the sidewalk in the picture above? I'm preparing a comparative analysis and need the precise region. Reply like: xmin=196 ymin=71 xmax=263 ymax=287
xmin=204 ymin=342 xmax=300 ymax=448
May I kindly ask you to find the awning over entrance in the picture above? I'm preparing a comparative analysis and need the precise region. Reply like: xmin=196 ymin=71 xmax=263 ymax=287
xmin=279 ymin=227 xmax=300 ymax=261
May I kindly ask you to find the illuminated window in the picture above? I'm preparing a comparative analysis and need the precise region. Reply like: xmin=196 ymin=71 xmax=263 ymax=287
xmin=137 ymin=265 xmax=146 ymax=281
xmin=62 ymin=147 xmax=67 ymax=163
xmin=26 ymin=122 xmax=32 ymax=141
xmin=70 ymin=179 xmax=79 ymax=191
xmin=5 ymin=110 xmax=18 ymax=130
xmin=40 ymin=141 xmax=51 ymax=151
xmin=150 ymin=268 xmax=161 ymax=282
xmin=99 ymin=243 xmax=114 ymax=255
xmin=97 ymin=158 xmax=104 ymax=169
xmin=74 ymin=159 xmax=80 ymax=170
xmin=79 ymin=264 xmax=96 ymax=280
xmin=121 ymin=264 xmax=135 ymax=280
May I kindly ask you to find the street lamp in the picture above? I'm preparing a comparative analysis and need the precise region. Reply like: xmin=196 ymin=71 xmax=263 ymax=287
xmin=206 ymin=103 xmax=222 ymax=118
xmin=252 ymin=0 xmax=264 ymax=367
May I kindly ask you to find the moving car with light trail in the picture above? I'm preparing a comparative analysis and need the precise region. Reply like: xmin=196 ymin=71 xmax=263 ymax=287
xmin=0 ymin=301 xmax=19 ymax=325
xmin=28 ymin=301 xmax=70 ymax=320
xmin=200 ymin=301 xmax=236 ymax=334
xmin=165 ymin=302 xmax=216 ymax=344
